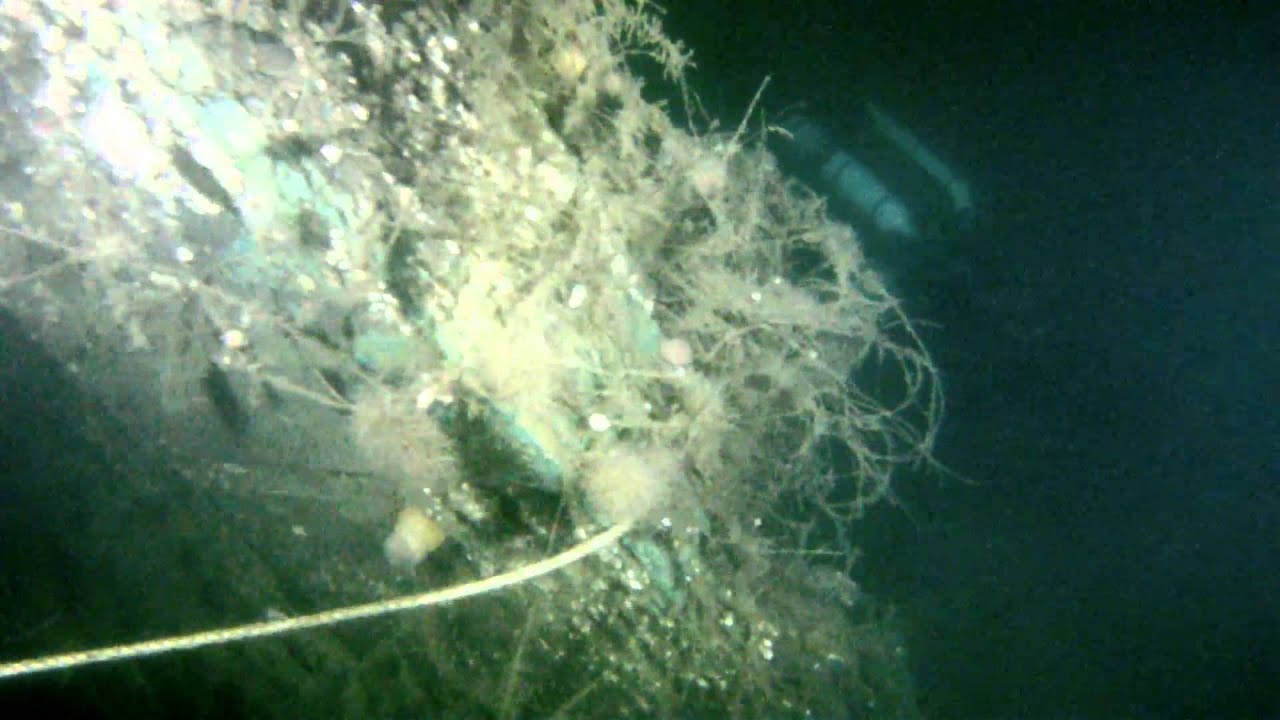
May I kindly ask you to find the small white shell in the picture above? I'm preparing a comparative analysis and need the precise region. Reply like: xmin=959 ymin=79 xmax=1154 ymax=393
xmin=383 ymin=506 xmax=446 ymax=570
xmin=659 ymin=338 xmax=694 ymax=367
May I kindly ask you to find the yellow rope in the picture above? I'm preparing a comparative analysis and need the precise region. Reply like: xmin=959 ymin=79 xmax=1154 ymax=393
xmin=0 ymin=522 xmax=632 ymax=680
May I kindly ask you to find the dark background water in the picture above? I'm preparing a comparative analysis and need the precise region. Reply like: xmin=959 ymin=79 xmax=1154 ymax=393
xmin=660 ymin=2 xmax=1280 ymax=717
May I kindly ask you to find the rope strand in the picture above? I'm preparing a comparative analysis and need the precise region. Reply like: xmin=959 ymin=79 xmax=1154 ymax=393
xmin=0 ymin=522 xmax=632 ymax=680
